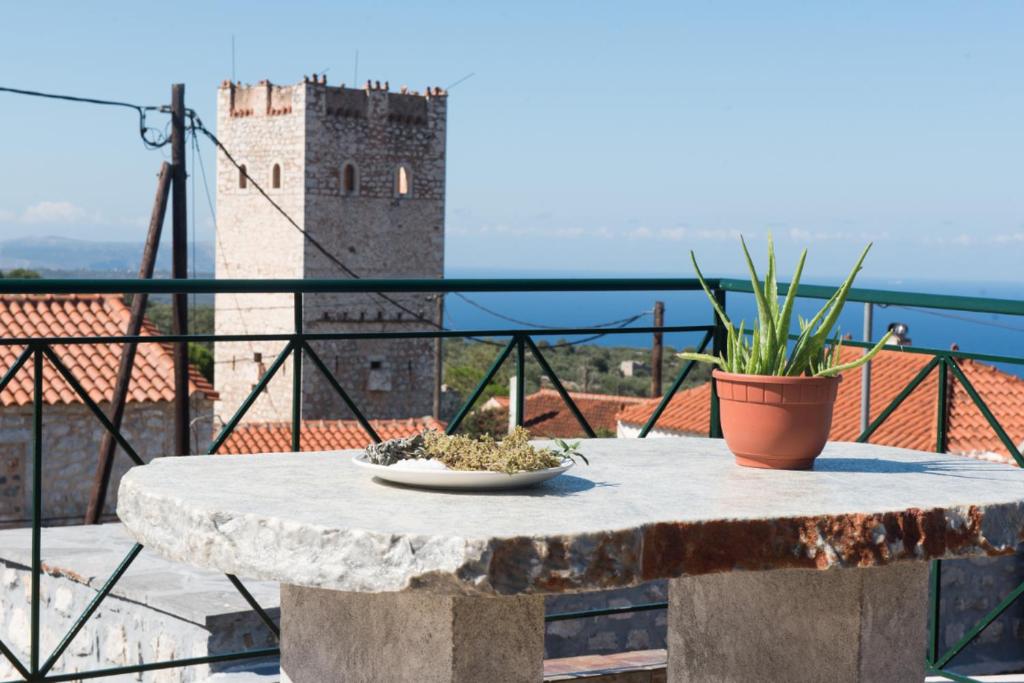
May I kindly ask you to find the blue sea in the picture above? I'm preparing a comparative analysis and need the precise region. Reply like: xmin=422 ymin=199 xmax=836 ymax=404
xmin=444 ymin=268 xmax=1024 ymax=378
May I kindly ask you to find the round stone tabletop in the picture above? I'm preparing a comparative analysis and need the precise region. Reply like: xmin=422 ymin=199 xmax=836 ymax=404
xmin=117 ymin=438 xmax=1024 ymax=595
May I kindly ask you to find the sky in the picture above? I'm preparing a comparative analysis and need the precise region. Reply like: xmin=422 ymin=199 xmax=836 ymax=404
xmin=0 ymin=2 xmax=1021 ymax=282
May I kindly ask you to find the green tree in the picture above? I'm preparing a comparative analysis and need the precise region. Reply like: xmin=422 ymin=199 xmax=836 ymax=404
xmin=188 ymin=343 xmax=214 ymax=383
xmin=1 ymin=268 xmax=41 ymax=279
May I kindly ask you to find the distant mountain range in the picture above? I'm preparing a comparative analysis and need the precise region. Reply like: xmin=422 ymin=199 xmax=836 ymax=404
xmin=0 ymin=236 xmax=215 ymax=276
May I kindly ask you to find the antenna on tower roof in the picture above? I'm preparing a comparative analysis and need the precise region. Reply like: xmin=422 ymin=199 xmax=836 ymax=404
xmin=231 ymin=35 xmax=236 ymax=83
xmin=446 ymin=72 xmax=476 ymax=90
xmin=353 ymin=50 xmax=359 ymax=89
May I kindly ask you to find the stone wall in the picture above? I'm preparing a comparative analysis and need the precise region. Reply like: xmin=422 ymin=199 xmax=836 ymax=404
xmin=0 ymin=524 xmax=276 ymax=682
xmin=0 ymin=398 xmax=213 ymax=528
xmin=214 ymin=79 xmax=446 ymax=424
xmin=214 ymin=81 xmax=306 ymax=426
xmin=937 ymin=550 xmax=1024 ymax=676
xmin=546 ymin=583 xmax=668 ymax=659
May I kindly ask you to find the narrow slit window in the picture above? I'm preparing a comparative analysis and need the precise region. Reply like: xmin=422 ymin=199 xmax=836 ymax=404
xmin=271 ymin=164 xmax=282 ymax=189
xmin=343 ymin=163 xmax=357 ymax=195
xmin=396 ymin=164 xmax=411 ymax=197
xmin=239 ymin=164 xmax=248 ymax=189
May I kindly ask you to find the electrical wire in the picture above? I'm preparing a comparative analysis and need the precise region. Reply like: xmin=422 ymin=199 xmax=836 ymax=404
xmin=0 ymin=84 xmax=169 ymax=149
xmin=889 ymin=305 xmax=1024 ymax=334
xmin=452 ymin=292 xmax=650 ymax=330
xmin=191 ymin=130 xmax=282 ymax=412
xmin=0 ymin=82 xmax=661 ymax=346
xmin=186 ymin=113 xmax=442 ymax=329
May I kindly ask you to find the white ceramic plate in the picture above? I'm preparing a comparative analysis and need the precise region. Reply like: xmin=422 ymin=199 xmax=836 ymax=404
xmin=352 ymin=454 xmax=574 ymax=491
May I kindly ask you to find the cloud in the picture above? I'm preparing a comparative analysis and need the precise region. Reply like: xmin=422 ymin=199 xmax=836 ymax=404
xmin=628 ymin=227 xmax=742 ymax=242
xmin=449 ymin=224 xmax=613 ymax=239
xmin=992 ymin=232 xmax=1024 ymax=244
xmin=785 ymin=228 xmax=891 ymax=243
xmin=20 ymin=201 xmax=89 ymax=224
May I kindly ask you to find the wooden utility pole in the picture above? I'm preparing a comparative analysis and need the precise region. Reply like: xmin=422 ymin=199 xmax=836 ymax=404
xmin=432 ymin=294 xmax=444 ymax=420
xmin=84 ymin=163 xmax=172 ymax=524
xmin=170 ymin=84 xmax=190 ymax=455
xmin=651 ymin=301 xmax=664 ymax=397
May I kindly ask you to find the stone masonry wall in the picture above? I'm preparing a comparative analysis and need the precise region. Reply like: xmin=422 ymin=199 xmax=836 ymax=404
xmin=0 ymin=398 xmax=212 ymax=528
xmin=0 ymin=525 xmax=277 ymax=682
xmin=214 ymin=79 xmax=445 ymax=424
xmin=215 ymin=81 xmax=306 ymax=425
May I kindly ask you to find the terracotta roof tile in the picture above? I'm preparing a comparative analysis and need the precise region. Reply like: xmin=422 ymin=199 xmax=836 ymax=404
xmin=218 ymin=417 xmax=445 ymax=454
xmin=617 ymin=347 xmax=1024 ymax=464
xmin=0 ymin=294 xmax=217 ymax=407
xmin=487 ymin=388 xmax=649 ymax=438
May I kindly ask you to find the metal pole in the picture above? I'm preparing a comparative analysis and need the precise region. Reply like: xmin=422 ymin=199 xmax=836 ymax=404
xmin=86 ymin=163 xmax=171 ymax=523
xmin=709 ymin=289 xmax=727 ymax=438
xmin=651 ymin=301 xmax=664 ymax=397
xmin=171 ymin=83 xmax=190 ymax=455
xmin=433 ymin=294 xmax=443 ymax=419
xmin=936 ymin=358 xmax=948 ymax=453
xmin=860 ymin=302 xmax=873 ymax=435
xmin=292 ymin=292 xmax=303 ymax=452
xmin=514 ymin=335 xmax=525 ymax=430
xmin=30 ymin=346 xmax=42 ymax=674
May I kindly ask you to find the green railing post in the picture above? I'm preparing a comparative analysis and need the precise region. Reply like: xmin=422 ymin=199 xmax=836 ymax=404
xmin=514 ymin=335 xmax=525 ymax=428
xmin=709 ymin=288 xmax=727 ymax=438
xmin=292 ymin=292 xmax=302 ymax=453
xmin=936 ymin=358 xmax=948 ymax=454
xmin=31 ymin=345 xmax=42 ymax=675
xmin=928 ymin=559 xmax=943 ymax=667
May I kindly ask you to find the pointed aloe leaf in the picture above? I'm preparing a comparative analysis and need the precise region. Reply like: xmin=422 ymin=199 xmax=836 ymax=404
xmin=747 ymin=326 xmax=762 ymax=374
xmin=677 ymin=351 xmax=726 ymax=370
xmin=786 ymin=277 xmax=846 ymax=374
xmin=689 ymin=250 xmax=735 ymax=353
xmin=814 ymin=330 xmax=893 ymax=377
xmin=776 ymin=247 xmax=806 ymax=356
xmin=739 ymin=236 xmax=776 ymax=364
xmin=801 ymin=242 xmax=873 ymax=368
xmin=766 ymin=233 xmax=779 ymax=320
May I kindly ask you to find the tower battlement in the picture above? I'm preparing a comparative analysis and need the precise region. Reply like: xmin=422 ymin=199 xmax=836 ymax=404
xmin=219 ymin=77 xmax=446 ymax=121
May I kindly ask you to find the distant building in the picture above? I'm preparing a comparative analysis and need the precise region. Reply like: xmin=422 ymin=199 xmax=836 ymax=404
xmin=617 ymin=347 xmax=1024 ymax=464
xmin=0 ymin=294 xmax=216 ymax=528
xmin=619 ymin=359 xmax=648 ymax=378
xmin=215 ymin=76 xmax=446 ymax=424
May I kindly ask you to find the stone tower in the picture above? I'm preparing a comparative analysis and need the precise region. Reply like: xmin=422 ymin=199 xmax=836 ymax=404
xmin=214 ymin=76 xmax=446 ymax=424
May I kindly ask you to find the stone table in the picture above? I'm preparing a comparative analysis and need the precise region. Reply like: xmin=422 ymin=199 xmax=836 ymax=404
xmin=117 ymin=438 xmax=1024 ymax=683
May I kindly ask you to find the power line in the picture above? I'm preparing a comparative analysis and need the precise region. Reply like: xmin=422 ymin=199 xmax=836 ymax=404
xmin=0 ymin=84 xmax=169 ymax=149
xmin=452 ymin=292 xmax=650 ymax=330
xmin=186 ymin=112 xmax=445 ymax=329
xmin=0 ymin=82 xmax=662 ymax=345
xmin=889 ymin=305 xmax=1024 ymax=333
xmin=191 ymin=130 xmax=282 ymax=413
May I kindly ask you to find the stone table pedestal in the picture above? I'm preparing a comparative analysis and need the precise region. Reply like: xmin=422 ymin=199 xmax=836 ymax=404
xmin=117 ymin=439 xmax=1024 ymax=682
xmin=669 ymin=562 xmax=929 ymax=682
xmin=280 ymin=586 xmax=544 ymax=683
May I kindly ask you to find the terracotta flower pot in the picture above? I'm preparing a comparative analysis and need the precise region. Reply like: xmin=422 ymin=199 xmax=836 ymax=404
xmin=712 ymin=370 xmax=842 ymax=470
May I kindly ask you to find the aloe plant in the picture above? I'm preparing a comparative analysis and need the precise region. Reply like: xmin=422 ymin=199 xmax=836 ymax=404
xmin=679 ymin=235 xmax=892 ymax=377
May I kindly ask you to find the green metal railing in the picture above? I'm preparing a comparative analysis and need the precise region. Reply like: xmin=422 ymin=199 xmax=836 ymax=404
xmin=0 ymin=276 xmax=1021 ymax=681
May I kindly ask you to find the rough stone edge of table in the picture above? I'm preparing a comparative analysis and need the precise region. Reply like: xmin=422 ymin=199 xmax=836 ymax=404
xmin=117 ymin=478 xmax=1024 ymax=596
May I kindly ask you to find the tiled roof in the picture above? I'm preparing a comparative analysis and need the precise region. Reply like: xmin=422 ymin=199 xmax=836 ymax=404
xmin=0 ymin=294 xmax=217 ymax=407
xmin=488 ymin=388 xmax=649 ymax=438
xmin=218 ymin=417 xmax=445 ymax=454
xmin=617 ymin=347 xmax=1024 ymax=463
